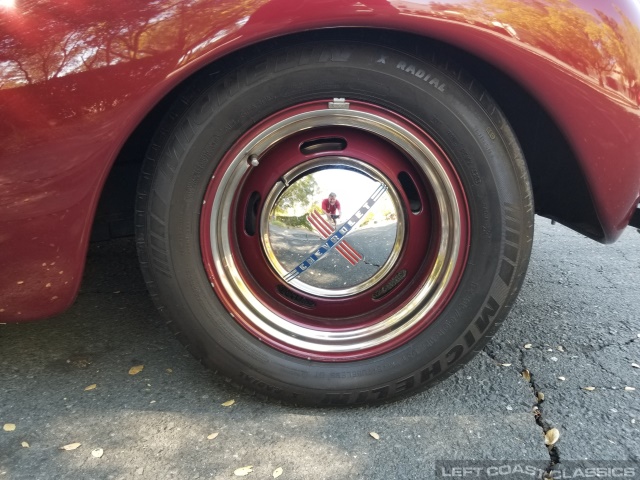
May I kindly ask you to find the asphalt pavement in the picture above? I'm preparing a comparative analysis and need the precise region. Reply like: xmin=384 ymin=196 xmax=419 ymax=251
xmin=1 ymin=218 xmax=638 ymax=479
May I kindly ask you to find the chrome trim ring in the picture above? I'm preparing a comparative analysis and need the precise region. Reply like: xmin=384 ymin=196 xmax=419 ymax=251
xmin=206 ymin=103 xmax=463 ymax=354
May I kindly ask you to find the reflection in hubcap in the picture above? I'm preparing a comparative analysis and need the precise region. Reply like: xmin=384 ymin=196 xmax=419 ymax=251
xmin=261 ymin=159 xmax=404 ymax=297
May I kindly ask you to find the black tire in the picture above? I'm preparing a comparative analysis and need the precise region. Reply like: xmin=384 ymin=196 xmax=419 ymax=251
xmin=136 ymin=39 xmax=533 ymax=406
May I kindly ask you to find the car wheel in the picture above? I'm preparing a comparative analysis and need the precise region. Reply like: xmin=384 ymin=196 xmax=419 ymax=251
xmin=136 ymin=40 xmax=533 ymax=405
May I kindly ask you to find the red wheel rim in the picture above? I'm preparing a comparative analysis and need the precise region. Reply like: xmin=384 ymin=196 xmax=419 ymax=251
xmin=200 ymin=100 xmax=469 ymax=361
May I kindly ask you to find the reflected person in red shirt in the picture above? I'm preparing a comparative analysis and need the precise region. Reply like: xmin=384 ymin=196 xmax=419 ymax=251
xmin=321 ymin=192 xmax=341 ymax=228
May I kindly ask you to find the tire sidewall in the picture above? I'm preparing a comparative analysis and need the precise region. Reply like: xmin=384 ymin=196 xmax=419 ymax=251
xmin=142 ymin=41 xmax=532 ymax=403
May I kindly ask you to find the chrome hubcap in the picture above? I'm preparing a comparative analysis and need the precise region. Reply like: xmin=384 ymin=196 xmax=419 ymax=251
xmin=261 ymin=157 xmax=404 ymax=297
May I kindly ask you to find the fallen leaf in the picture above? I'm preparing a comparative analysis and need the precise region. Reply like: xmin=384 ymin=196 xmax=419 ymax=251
xmin=21 ymin=442 xmax=29 ymax=448
xmin=524 ymin=343 xmax=532 ymax=349
xmin=234 ymin=466 xmax=253 ymax=476
xmin=369 ymin=432 xmax=380 ymax=440
xmin=521 ymin=370 xmax=531 ymax=382
xmin=61 ymin=443 xmax=81 ymax=451
xmin=221 ymin=399 xmax=235 ymax=407
xmin=632 ymin=363 xmax=640 ymax=369
xmin=273 ymin=467 xmax=283 ymax=478
xmin=625 ymin=386 xmax=636 ymax=391
xmin=84 ymin=384 xmax=97 ymax=391
xmin=537 ymin=392 xmax=545 ymax=402
xmin=129 ymin=365 xmax=144 ymax=375
xmin=3 ymin=424 xmax=15 ymax=432
xmin=207 ymin=432 xmax=219 ymax=440
xmin=583 ymin=386 xmax=596 ymax=391
xmin=544 ymin=428 xmax=560 ymax=446
xmin=91 ymin=448 xmax=104 ymax=458
xmin=166 ymin=369 xmax=173 ymax=373
xmin=501 ymin=363 xmax=512 ymax=367
xmin=558 ymin=376 xmax=566 ymax=381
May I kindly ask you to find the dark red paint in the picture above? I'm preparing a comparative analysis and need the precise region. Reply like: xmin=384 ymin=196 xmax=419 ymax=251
xmin=1 ymin=0 xmax=639 ymax=322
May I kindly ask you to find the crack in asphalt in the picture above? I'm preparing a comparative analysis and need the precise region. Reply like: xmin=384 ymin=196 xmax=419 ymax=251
xmin=614 ymin=248 xmax=638 ymax=264
xmin=517 ymin=348 xmax=561 ymax=474
xmin=484 ymin=347 xmax=560 ymax=475
xmin=583 ymin=335 xmax=638 ymax=353
xmin=584 ymin=353 xmax=631 ymax=384
xmin=362 ymin=258 xmax=382 ymax=268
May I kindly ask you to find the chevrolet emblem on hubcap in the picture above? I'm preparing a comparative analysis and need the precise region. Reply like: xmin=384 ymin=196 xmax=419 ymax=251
xmin=261 ymin=158 xmax=405 ymax=298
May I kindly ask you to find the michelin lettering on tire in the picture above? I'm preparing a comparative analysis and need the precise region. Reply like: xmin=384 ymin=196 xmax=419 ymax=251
xmin=136 ymin=37 xmax=533 ymax=406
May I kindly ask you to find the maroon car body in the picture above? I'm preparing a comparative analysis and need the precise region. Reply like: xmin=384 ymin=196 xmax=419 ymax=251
xmin=1 ymin=0 xmax=639 ymax=324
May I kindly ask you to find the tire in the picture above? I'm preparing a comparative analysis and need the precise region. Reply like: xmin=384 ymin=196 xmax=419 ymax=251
xmin=136 ymin=39 xmax=533 ymax=406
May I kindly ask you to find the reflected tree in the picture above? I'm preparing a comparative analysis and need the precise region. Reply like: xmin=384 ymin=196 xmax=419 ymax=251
xmin=274 ymin=175 xmax=320 ymax=217
xmin=475 ymin=0 xmax=640 ymax=98
xmin=0 ymin=0 xmax=267 ymax=87
xmin=0 ymin=0 xmax=268 ymax=148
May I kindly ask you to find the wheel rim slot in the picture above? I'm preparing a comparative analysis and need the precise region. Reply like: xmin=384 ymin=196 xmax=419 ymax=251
xmin=244 ymin=191 xmax=261 ymax=236
xmin=398 ymin=172 xmax=422 ymax=214
xmin=276 ymin=285 xmax=316 ymax=309
xmin=300 ymin=137 xmax=347 ymax=155
xmin=372 ymin=269 xmax=407 ymax=300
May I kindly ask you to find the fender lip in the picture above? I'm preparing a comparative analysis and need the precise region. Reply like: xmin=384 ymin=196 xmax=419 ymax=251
xmin=629 ymin=207 xmax=640 ymax=229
